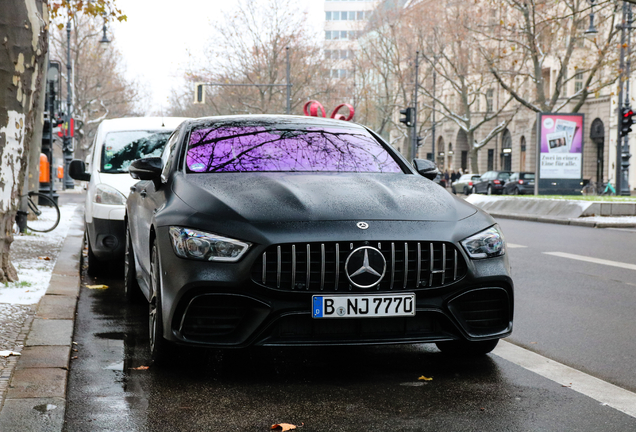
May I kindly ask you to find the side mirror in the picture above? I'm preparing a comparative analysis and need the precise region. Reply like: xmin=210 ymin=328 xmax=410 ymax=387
xmin=412 ymin=159 xmax=439 ymax=181
xmin=69 ymin=159 xmax=91 ymax=181
xmin=129 ymin=157 xmax=163 ymax=181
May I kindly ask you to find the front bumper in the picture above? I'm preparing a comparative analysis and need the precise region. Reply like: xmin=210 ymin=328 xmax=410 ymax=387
xmin=155 ymin=229 xmax=514 ymax=348
xmin=86 ymin=217 xmax=125 ymax=261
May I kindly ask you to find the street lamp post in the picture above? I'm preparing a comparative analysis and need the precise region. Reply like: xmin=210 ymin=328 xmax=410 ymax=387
xmin=411 ymin=51 xmax=419 ymax=162
xmin=63 ymin=19 xmax=74 ymax=190
xmin=621 ymin=5 xmax=633 ymax=196
xmin=615 ymin=1 xmax=633 ymax=196
xmin=431 ymin=55 xmax=437 ymax=163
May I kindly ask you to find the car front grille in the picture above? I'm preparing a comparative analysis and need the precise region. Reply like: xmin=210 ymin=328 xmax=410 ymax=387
xmin=251 ymin=241 xmax=467 ymax=292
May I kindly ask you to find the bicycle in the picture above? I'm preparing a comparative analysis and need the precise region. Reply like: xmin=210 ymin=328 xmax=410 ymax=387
xmin=15 ymin=191 xmax=61 ymax=233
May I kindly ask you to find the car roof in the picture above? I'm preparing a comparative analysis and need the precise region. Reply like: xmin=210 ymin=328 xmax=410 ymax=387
xmin=98 ymin=117 xmax=189 ymax=133
xmin=182 ymin=114 xmax=368 ymax=131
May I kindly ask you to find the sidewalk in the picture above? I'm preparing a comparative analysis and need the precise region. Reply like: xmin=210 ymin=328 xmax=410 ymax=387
xmin=0 ymin=194 xmax=84 ymax=432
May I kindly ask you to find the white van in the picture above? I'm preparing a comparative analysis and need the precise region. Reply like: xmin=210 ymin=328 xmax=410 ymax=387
xmin=69 ymin=117 xmax=188 ymax=275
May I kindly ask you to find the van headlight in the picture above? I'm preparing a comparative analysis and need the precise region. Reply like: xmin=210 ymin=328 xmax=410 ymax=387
xmin=460 ymin=225 xmax=505 ymax=259
xmin=93 ymin=184 xmax=126 ymax=205
xmin=169 ymin=227 xmax=251 ymax=262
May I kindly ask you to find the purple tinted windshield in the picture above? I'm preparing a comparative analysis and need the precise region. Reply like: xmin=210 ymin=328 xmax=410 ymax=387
xmin=186 ymin=125 xmax=402 ymax=173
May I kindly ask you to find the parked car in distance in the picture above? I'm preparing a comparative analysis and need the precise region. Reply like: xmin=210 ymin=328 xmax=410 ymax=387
xmin=69 ymin=117 xmax=188 ymax=275
xmin=472 ymin=170 xmax=512 ymax=195
xmin=503 ymin=172 xmax=535 ymax=195
xmin=125 ymin=115 xmax=513 ymax=364
xmin=451 ymin=174 xmax=481 ymax=195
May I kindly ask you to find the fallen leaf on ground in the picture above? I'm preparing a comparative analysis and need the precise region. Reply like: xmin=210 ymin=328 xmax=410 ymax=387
xmin=131 ymin=365 xmax=150 ymax=370
xmin=38 ymin=256 xmax=51 ymax=260
xmin=271 ymin=423 xmax=297 ymax=431
xmin=86 ymin=284 xmax=109 ymax=289
xmin=418 ymin=376 xmax=433 ymax=381
xmin=0 ymin=351 xmax=21 ymax=357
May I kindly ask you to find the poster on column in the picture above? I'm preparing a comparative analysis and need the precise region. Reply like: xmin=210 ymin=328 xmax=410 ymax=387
xmin=538 ymin=113 xmax=584 ymax=179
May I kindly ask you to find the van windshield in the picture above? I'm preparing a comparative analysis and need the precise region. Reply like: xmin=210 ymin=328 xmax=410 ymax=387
xmin=101 ymin=130 xmax=171 ymax=173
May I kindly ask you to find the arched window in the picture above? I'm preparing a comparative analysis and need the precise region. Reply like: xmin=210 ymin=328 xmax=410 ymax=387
xmin=501 ymin=129 xmax=512 ymax=171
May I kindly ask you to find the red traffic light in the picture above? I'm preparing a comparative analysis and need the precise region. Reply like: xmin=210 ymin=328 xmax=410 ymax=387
xmin=623 ymin=109 xmax=634 ymax=118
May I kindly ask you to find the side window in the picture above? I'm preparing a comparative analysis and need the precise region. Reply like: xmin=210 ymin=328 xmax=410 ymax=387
xmin=510 ymin=173 xmax=517 ymax=181
xmin=161 ymin=129 xmax=181 ymax=182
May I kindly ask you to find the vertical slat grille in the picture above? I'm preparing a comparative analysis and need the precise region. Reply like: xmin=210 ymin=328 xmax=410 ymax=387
xmin=253 ymin=241 xmax=467 ymax=292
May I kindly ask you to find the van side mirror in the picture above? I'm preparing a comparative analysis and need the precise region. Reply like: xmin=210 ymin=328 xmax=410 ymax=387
xmin=129 ymin=157 xmax=163 ymax=181
xmin=69 ymin=159 xmax=91 ymax=181
xmin=412 ymin=159 xmax=439 ymax=181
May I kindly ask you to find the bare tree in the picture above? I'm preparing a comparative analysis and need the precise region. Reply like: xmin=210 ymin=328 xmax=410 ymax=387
xmin=413 ymin=1 xmax=519 ymax=173
xmin=49 ymin=13 xmax=143 ymax=159
xmin=479 ymin=0 xmax=621 ymax=113
xmin=170 ymin=0 xmax=332 ymax=117
xmin=0 ymin=0 xmax=125 ymax=283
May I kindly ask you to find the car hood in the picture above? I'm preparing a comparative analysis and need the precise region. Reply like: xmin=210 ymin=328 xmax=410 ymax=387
xmin=172 ymin=172 xmax=478 ymax=223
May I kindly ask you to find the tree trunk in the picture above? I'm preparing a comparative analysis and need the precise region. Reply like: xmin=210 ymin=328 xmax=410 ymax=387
xmin=0 ymin=0 xmax=48 ymax=283
xmin=467 ymin=131 xmax=480 ymax=174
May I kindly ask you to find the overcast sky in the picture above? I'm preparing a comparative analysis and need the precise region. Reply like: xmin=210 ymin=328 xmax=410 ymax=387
xmin=112 ymin=0 xmax=323 ymax=114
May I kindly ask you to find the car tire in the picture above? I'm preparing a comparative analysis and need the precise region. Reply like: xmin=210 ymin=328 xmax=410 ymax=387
xmin=487 ymin=185 xmax=493 ymax=195
xmin=85 ymin=231 xmax=102 ymax=277
xmin=512 ymin=187 xmax=519 ymax=195
xmin=435 ymin=339 xmax=499 ymax=356
xmin=451 ymin=186 xmax=456 ymax=194
xmin=149 ymin=240 xmax=173 ymax=366
xmin=463 ymin=186 xmax=469 ymax=195
xmin=124 ymin=223 xmax=144 ymax=303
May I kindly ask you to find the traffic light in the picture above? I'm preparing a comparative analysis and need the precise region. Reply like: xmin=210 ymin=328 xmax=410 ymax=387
xmin=620 ymin=106 xmax=635 ymax=137
xmin=194 ymin=83 xmax=205 ymax=104
xmin=399 ymin=107 xmax=413 ymax=127
xmin=416 ymin=136 xmax=423 ymax=147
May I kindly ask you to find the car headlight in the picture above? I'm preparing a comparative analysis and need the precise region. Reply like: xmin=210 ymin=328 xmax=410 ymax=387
xmin=169 ymin=227 xmax=251 ymax=262
xmin=93 ymin=184 xmax=126 ymax=205
xmin=460 ymin=225 xmax=505 ymax=259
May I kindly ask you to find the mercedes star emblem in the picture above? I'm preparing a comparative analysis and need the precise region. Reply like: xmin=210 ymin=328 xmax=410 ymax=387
xmin=345 ymin=246 xmax=386 ymax=288
xmin=357 ymin=222 xmax=369 ymax=230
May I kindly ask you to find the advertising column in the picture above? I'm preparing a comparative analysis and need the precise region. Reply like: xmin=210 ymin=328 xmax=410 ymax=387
xmin=535 ymin=113 xmax=584 ymax=194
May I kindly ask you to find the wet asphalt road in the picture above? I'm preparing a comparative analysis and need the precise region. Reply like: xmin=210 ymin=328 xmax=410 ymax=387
xmin=64 ymin=225 xmax=636 ymax=432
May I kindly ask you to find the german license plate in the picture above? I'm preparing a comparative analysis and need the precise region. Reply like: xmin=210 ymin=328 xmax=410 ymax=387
xmin=312 ymin=294 xmax=415 ymax=318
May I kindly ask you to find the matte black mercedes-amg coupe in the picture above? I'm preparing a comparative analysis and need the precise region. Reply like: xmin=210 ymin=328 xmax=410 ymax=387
xmin=125 ymin=115 xmax=513 ymax=363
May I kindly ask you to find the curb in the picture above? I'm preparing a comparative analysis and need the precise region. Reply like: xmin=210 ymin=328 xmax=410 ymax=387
xmin=0 ymin=208 xmax=84 ymax=432
xmin=488 ymin=212 xmax=636 ymax=228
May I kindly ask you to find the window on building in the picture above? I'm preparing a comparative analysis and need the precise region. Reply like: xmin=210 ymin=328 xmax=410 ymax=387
xmin=341 ymin=31 xmax=348 ymax=39
xmin=574 ymin=72 xmax=583 ymax=93
xmin=487 ymin=149 xmax=494 ymax=171
xmin=341 ymin=11 xmax=348 ymax=20
xmin=562 ymin=69 xmax=568 ymax=97
xmin=486 ymin=89 xmax=494 ymax=113
xmin=325 ymin=50 xmax=331 ymax=59
xmin=357 ymin=11 xmax=364 ymax=20
xmin=326 ymin=11 xmax=332 ymax=20
xmin=340 ymin=50 xmax=348 ymax=59
xmin=349 ymin=11 xmax=355 ymax=20
xmin=325 ymin=31 xmax=332 ymax=40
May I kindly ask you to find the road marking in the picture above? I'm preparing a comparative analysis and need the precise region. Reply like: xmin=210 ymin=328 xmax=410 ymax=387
xmin=507 ymin=243 xmax=527 ymax=249
xmin=544 ymin=252 xmax=636 ymax=271
xmin=494 ymin=340 xmax=636 ymax=418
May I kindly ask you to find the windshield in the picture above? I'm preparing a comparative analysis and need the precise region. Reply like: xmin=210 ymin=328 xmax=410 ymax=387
xmin=101 ymin=130 xmax=172 ymax=173
xmin=185 ymin=124 xmax=402 ymax=173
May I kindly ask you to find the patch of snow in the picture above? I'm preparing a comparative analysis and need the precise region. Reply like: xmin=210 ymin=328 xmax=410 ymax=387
xmin=0 ymin=203 xmax=77 ymax=305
